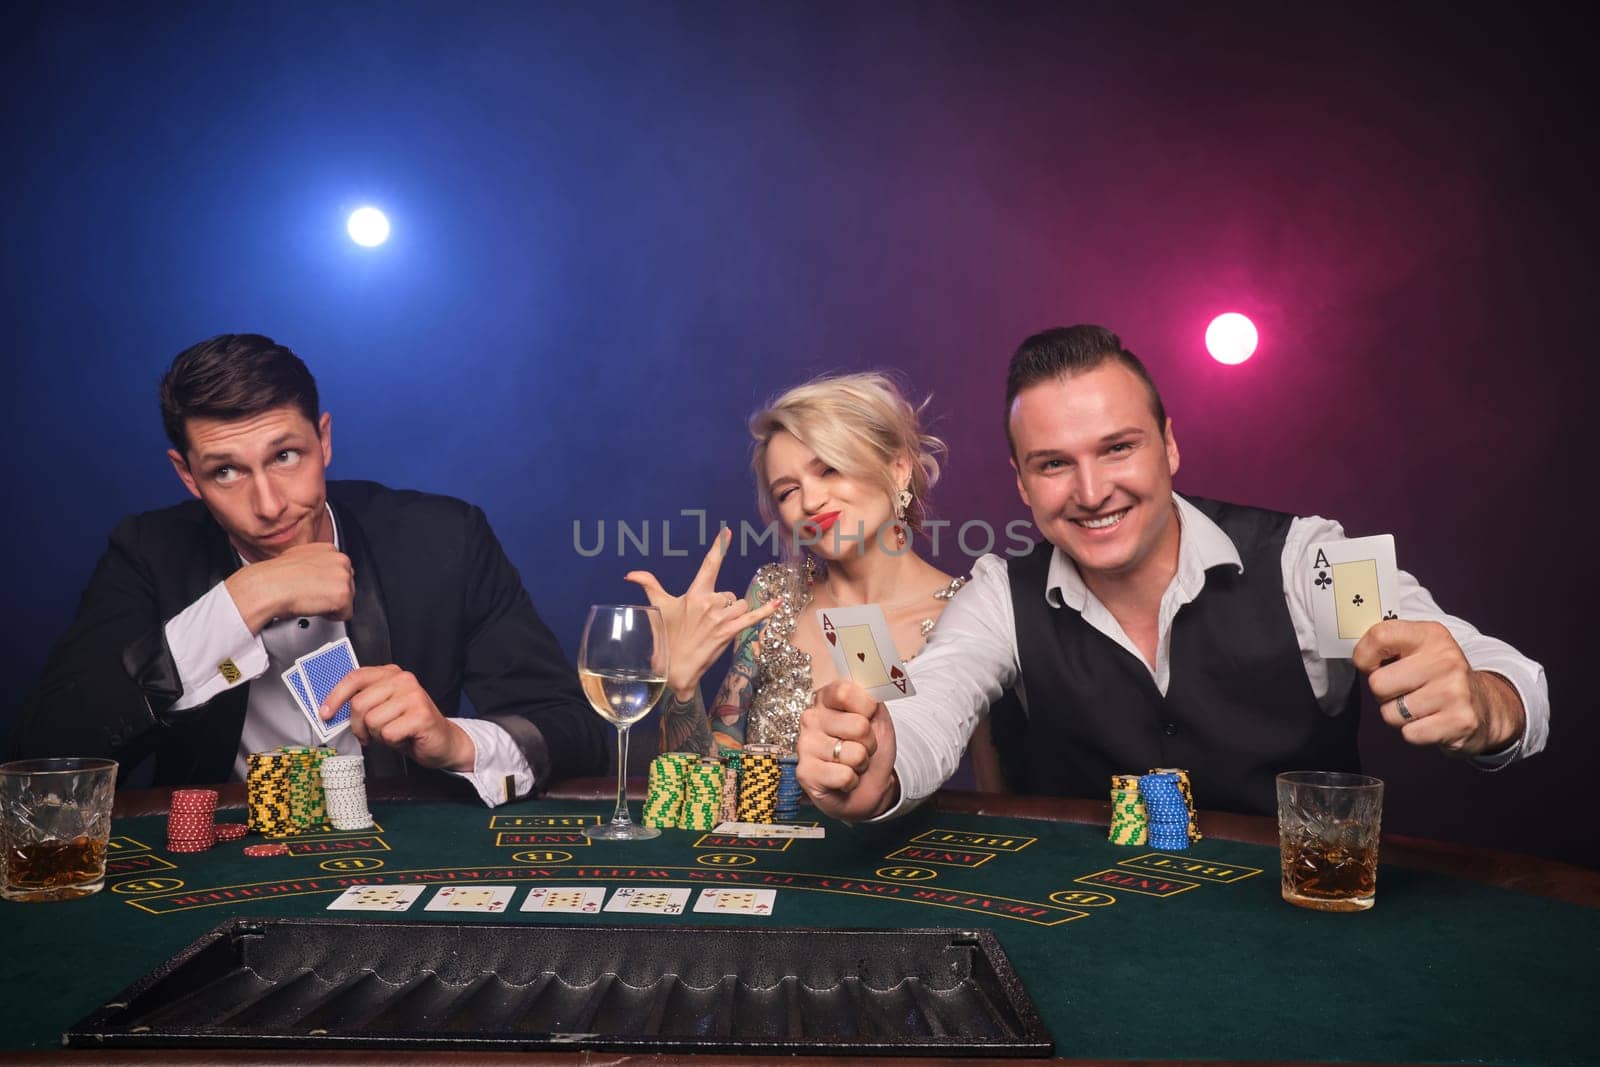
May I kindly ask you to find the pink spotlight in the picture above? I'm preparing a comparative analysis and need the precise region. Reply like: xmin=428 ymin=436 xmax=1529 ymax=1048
xmin=1205 ymin=313 xmax=1258 ymax=365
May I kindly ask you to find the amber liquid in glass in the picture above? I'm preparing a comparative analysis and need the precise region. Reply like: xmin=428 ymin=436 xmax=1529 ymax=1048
xmin=4 ymin=836 xmax=107 ymax=901
xmin=1280 ymin=836 xmax=1377 ymax=912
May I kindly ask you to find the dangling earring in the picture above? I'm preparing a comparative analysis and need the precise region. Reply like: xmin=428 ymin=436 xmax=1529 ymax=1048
xmin=893 ymin=486 xmax=912 ymax=549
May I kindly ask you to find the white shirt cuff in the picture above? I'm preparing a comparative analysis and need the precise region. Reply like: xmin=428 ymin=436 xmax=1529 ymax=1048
xmin=166 ymin=583 xmax=269 ymax=711
xmin=448 ymin=717 xmax=536 ymax=807
xmin=1469 ymin=665 xmax=1546 ymax=769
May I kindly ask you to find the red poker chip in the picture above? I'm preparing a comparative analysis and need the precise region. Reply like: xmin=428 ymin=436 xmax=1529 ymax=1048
xmin=243 ymin=843 xmax=290 ymax=857
xmin=214 ymin=823 xmax=249 ymax=841
xmin=167 ymin=841 xmax=213 ymax=853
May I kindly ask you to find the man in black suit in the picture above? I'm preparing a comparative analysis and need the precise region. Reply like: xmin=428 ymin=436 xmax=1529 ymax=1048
xmin=11 ymin=334 xmax=607 ymax=804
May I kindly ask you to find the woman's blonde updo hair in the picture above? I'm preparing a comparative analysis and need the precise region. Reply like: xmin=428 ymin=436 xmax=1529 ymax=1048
xmin=749 ymin=371 xmax=945 ymax=534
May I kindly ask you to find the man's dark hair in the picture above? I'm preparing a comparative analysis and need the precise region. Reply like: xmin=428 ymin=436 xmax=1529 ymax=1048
xmin=159 ymin=334 xmax=320 ymax=454
xmin=1004 ymin=324 xmax=1168 ymax=455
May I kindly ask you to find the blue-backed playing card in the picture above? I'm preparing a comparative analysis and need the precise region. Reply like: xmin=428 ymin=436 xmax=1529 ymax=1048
xmin=280 ymin=665 xmax=329 ymax=740
xmin=295 ymin=639 xmax=360 ymax=740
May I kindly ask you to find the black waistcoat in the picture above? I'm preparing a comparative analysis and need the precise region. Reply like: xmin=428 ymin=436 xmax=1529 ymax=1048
xmin=994 ymin=497 xmax=1360 ymax=816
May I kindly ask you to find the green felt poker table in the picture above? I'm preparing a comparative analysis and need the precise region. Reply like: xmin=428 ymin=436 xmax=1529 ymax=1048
xmin=1 ymin=778 xmax=1595 ymax=1066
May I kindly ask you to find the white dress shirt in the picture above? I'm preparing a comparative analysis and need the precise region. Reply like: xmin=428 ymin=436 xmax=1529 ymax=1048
xmin=888 ymin=494 xmax=1550 ymax=814
xmin=162 ymin=506 xmax=534 ymax=806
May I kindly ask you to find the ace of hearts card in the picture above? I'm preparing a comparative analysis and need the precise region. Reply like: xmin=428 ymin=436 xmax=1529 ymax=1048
xmin=815 ymin=605 xmax=914 ymax=700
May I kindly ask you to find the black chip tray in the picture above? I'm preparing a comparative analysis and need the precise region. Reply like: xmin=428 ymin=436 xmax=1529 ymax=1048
xmin=65 ymin=917 xmax=1053 ymax=1056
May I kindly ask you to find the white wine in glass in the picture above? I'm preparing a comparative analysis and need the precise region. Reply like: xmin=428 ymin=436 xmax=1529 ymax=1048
xmin=578 ymin=604 xmax=666 ymax=841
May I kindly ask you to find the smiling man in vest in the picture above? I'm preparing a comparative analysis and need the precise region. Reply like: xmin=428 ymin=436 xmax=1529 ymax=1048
xmin=796 ymin=325 xmax=1548 ymax=819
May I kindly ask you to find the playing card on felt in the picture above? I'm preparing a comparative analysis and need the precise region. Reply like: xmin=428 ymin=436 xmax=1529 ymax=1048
xmin=1308 ymin=534 xmax=1401 ymax=659
xmin=693 ymin=887 xmax=776 ymax=916
xmin=295 ymin=638 xmax=359 ymax=740
xmin=815 ymin=605 xmax=915 ymax=701
xmin=424 ymin=885 xmax=516 ymax=913
xmin=603 ymin=886 xmax=690 ymax=915
xmin=521 ymin=886 xmax=606 ymax=914
xmin=327 ymin=885 xmax=424 ymax=912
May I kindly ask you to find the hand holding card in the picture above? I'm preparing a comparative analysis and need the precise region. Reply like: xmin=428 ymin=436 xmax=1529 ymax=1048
xmin=1352 ymin=619 xmax=1528 ymax=757
xmin=295 ymin=638 xmax=360 ymax=739
xmin=796 ymin=678 xmax=899 ymax=823
xmin=318 ymin=662 xmax=477 ymax=772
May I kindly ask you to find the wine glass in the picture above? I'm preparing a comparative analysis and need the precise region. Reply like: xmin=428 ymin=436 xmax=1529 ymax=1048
xmin=578 ymin=604 xmax=667 ymax=841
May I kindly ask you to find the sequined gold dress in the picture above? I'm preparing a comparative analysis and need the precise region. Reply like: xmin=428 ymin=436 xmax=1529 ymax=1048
xmin=740 ymin=561 xmax=966 ymax=751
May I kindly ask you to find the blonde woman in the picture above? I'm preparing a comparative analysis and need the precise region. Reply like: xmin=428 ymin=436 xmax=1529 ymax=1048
xmin=628 ymin=373 xmax=997 ymax=772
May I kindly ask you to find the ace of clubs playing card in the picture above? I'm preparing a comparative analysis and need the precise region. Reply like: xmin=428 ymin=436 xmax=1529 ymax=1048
xmin=815 ymin=605 xmax=914 ymax=700
xmin=1309 ymin=534 xmax=1401 ymax=659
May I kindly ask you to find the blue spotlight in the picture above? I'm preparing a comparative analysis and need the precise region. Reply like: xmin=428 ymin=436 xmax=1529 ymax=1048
xmin=347 ymin=206 xmax=390 ymax=247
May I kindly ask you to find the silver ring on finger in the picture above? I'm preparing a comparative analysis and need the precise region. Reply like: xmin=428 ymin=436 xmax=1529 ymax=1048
xmin=831 ymin=738 xmax=844 ymax=761
xmin=724 ymin=592 xmax=736 ymax=609
xmin=1397 ymin=694 xmax=1414 ymax=722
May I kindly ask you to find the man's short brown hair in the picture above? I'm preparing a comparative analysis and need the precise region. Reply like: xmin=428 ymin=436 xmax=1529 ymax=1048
xmin=159 ymin=334 xmax=320 ymax=454
xmin=1004 ymin=325 xmax=1168 ymax=455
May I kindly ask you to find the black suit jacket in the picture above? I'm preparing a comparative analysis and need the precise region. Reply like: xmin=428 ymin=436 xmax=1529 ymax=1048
xmin=11 ymin=481 xmax=608 ymax=794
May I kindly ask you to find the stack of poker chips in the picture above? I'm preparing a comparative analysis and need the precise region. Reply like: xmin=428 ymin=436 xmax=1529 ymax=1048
xmin=775 ymin=754 xmax=802 ymax=822
xmin=680 ymin=758 xmax=724 ymax=831
xmin=1138 ymin=772 xmax=1192 ymax=851
xmin=247 ymin=747 xmax=340 ymax=837
xmin=1148 ymin=766 xmax=1202 ymax=842
xmin=643 ymin=753 xmax=691 ymax=828
xmin=1107 ymin=774 xmax=1148 ymax=845
xmin=246 ymin=751 xmax=294 ymax=835
xmin=736 ymin=746 xmax=782 ymax=823
xmin=717 ymin=749 xmax=741 ymax=825
xmin=281 ymin=745 xmax=330 ymax=832
xmin=167 ymin=788 xmax=219 ymax=852
xmin=320 ymin=754 xmax=373 ymax=830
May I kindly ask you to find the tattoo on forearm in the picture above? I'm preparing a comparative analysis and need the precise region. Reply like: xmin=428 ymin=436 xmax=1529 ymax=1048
xmin=660 ymin=691 xmax=714 ymax=756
